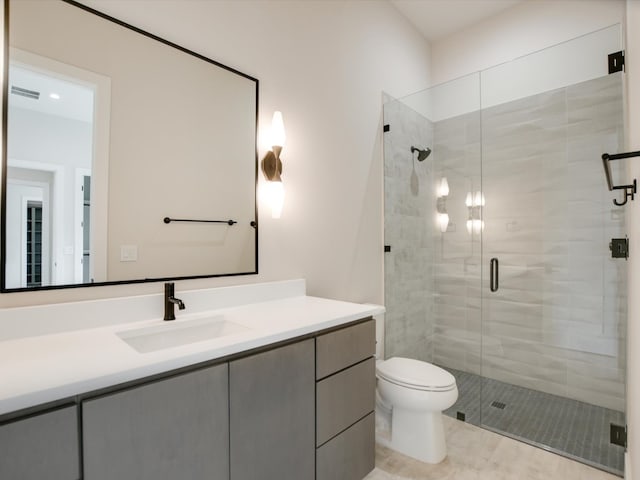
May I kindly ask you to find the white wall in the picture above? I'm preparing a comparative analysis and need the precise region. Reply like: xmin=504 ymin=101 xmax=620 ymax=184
xmin=0 ymin=0 xmax=431 ymax=307
xmin=402 ymin=22 xmax=622 ymax=124
xmin=431 ymin=0 xmax=625 ymax=86
xmin=625 ymin=1 xmax=640 ymax=477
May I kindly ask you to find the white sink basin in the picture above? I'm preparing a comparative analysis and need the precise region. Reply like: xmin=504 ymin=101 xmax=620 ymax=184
xmin=117 ymin=316 xmax=249 ymax=353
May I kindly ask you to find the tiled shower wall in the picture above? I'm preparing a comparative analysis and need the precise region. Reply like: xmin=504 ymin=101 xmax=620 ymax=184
xmin=385 ymin=73 xmax=626 ymax=411
xmin=478 ymin=73 xmax=626 ymax=412
xmin=383 ymin=99 xmax=434 ymax=362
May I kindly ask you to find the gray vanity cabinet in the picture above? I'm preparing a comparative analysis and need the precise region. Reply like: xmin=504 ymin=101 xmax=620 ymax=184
xmin=316 ymin=319 xmax=376 ymax=480
xmin=0 ymin=318 xmax=376 ymax=480
xmin=0 ymin=405 xmax=79 ymax=480
xmin=82 ymin=363 xmax=229 ymax=480
xmin=229 ymin=339 xmax=315 ymax=480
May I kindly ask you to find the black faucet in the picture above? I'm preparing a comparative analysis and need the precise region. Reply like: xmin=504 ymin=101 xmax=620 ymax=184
xmin=164 ymin=282 xmax=185 ymax=321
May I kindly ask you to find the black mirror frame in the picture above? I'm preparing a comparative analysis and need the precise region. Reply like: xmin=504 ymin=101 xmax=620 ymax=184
xmin=0 ymin=0 xmax=259 ymax=292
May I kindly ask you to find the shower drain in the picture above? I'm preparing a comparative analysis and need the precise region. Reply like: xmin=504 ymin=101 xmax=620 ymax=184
xmin=491 ymin=401 xmax=506 ymax=410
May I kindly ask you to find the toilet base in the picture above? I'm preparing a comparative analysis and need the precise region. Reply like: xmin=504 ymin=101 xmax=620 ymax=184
xmin=389 ymin=408 xmax=447 ymax=464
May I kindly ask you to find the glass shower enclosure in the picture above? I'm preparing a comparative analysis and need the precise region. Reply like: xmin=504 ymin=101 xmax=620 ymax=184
xmin=383 ymin=25 xmax=626 ymax=475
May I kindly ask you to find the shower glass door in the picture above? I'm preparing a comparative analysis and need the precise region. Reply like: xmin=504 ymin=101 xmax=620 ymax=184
xmin=382 ymin=24 xmax=627 ymax=476
xmin=480 ymin=25 xmax=627 ymax=475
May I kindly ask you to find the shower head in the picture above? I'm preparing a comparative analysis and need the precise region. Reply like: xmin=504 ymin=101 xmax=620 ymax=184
xmin=411 ymin=146 xmax=432 ymax=161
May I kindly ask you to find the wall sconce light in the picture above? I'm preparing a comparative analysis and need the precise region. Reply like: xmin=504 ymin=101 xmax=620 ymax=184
xmin=261 ymin=112 xmax=286 ymax=218
xmin=436 ymin=177 xmax=449 ymax=233
xmin=437 ymin=177 xmax=449 ymax=197
xmin=465 ymin=190 xmax=485 ymax=234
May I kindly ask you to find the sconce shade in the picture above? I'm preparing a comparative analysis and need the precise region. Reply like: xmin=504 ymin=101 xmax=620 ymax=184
xmin=261 ymin=112 xmax=286 ymax=182
xmin=271 ymin=111 xmax=286 ymax=148
xmin=466 ymin=219 xmax=484 ymax=234
xmin=438 ymin=213 xmax=449 ymax=232
xmin=262 ymin=180 xmax=285 ymax=219
xmin=438 ymin=177 xmax=449 ymax=197
xmin=261 ymin=111 xmax=287 ymax=217
xmin=465 ymin=189 xmax=485 ymax=235
xmin=466 ymin=191 xmax=486 ymax=207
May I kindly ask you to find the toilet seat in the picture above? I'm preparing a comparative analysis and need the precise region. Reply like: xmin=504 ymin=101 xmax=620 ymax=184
xmin=376 ymin=357 xmax=456 ymax=392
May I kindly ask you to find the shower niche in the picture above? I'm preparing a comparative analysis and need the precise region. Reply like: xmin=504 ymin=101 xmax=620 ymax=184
xmin=383 ymin=24 xmax=627 ymax=476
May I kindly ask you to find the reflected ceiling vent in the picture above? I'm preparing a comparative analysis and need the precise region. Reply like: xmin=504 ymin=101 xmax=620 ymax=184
xmin=11 ymin=85 xmax=40 ymax=100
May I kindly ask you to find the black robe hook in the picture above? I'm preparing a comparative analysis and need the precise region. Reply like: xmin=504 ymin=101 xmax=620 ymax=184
xmin=602 ymin=151 xmax=640 ymax=206
xmin=613 ymin=180 xmax=637 ymax=206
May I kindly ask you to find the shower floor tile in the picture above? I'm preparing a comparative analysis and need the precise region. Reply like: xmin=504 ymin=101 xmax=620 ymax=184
xmin=442 ymin=367 xmax=625 ymax=476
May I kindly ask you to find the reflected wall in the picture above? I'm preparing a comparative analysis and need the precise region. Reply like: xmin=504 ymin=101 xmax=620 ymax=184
xmin=4 ymin=0 xmax=258 ymax=290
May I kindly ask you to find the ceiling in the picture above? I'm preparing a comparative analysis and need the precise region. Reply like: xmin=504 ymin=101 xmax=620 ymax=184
xmin=7 ymin=2 xmax=526 ymax=122
xmin=9 ymin=65 xmax=94 ymax=123
xmin=390 ymin=0 xmax=525 ymax=42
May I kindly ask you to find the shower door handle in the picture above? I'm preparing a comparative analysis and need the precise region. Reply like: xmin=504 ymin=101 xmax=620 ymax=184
xmin=490 ymin=258 xmax=499 ymax=292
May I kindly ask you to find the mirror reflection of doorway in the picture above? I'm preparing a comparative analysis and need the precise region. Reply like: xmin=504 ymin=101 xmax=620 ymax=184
xmin=6 ymin=173 xmax=52 ymax=288
xmin=25 ymin=200 xmax=43 ymax=287
xmin=6 ymin=55 xmax=96 ymax=288
xmin=82 ymin=175 xmax=91 ymax=283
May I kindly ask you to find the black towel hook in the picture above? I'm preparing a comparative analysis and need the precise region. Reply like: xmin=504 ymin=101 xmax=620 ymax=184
xmin=602 ymin=150 xmax=640 ymax=206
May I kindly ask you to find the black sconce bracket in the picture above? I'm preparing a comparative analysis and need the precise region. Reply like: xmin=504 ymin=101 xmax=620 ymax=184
xmin=602 ymin=150 xmax=640 ymax=206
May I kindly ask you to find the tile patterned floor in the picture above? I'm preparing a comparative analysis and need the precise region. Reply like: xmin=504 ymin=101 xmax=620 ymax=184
xmin=366 ymin=415 xmax=620 ymax=480
xmin=442 ymin=367 xmax=625 ymax=474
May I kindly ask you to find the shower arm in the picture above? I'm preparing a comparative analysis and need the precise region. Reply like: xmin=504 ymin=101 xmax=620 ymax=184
xmin=602 ymin=150 xmax=640 ymax=206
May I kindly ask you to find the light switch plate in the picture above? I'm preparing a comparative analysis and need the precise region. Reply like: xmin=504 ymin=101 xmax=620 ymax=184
xmin=120 ymin=245 xmax=138 ymax=262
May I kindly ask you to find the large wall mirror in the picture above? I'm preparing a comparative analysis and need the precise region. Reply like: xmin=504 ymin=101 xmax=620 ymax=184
xmin=1 ymin=0 xmax=258 ymax=292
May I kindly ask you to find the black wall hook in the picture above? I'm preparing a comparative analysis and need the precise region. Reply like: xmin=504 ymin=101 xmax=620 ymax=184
xmin=602 ymin=151 xmax=640 ymax=206
xmin=613 ymin=180 xmax=637 ymax=206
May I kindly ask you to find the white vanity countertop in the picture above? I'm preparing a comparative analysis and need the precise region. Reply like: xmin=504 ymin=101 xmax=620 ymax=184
xmin=0 ymin=294 xmax=383 ymax=416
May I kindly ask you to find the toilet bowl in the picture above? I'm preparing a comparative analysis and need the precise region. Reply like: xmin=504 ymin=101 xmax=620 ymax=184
xmin=376 ymin=357 xmax=458 ymax=464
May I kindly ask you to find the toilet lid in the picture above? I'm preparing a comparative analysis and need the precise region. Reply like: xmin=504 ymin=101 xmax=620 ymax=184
xmin=376 ymin=357 xmax=456 ymax=391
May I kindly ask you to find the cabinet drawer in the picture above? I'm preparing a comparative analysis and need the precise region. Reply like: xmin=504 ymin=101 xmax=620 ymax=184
xmin=316 ymin=357 xmax=375 ymax=446
xmin=0 ymin=405 xmax=79 ymax=480
xmin=316 ymin=412 xmax=375 ymax=480
xmin=316 ymin=318 xmax=375 ymax=379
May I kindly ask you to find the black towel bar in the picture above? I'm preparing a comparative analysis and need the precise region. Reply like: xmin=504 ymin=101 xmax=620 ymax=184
xmin=163 ymin=217 xmax=237 ymax=225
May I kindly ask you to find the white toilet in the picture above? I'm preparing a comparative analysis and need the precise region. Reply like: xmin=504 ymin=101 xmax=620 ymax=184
xmin=374 ymin=315 xmax=458 ymax=464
